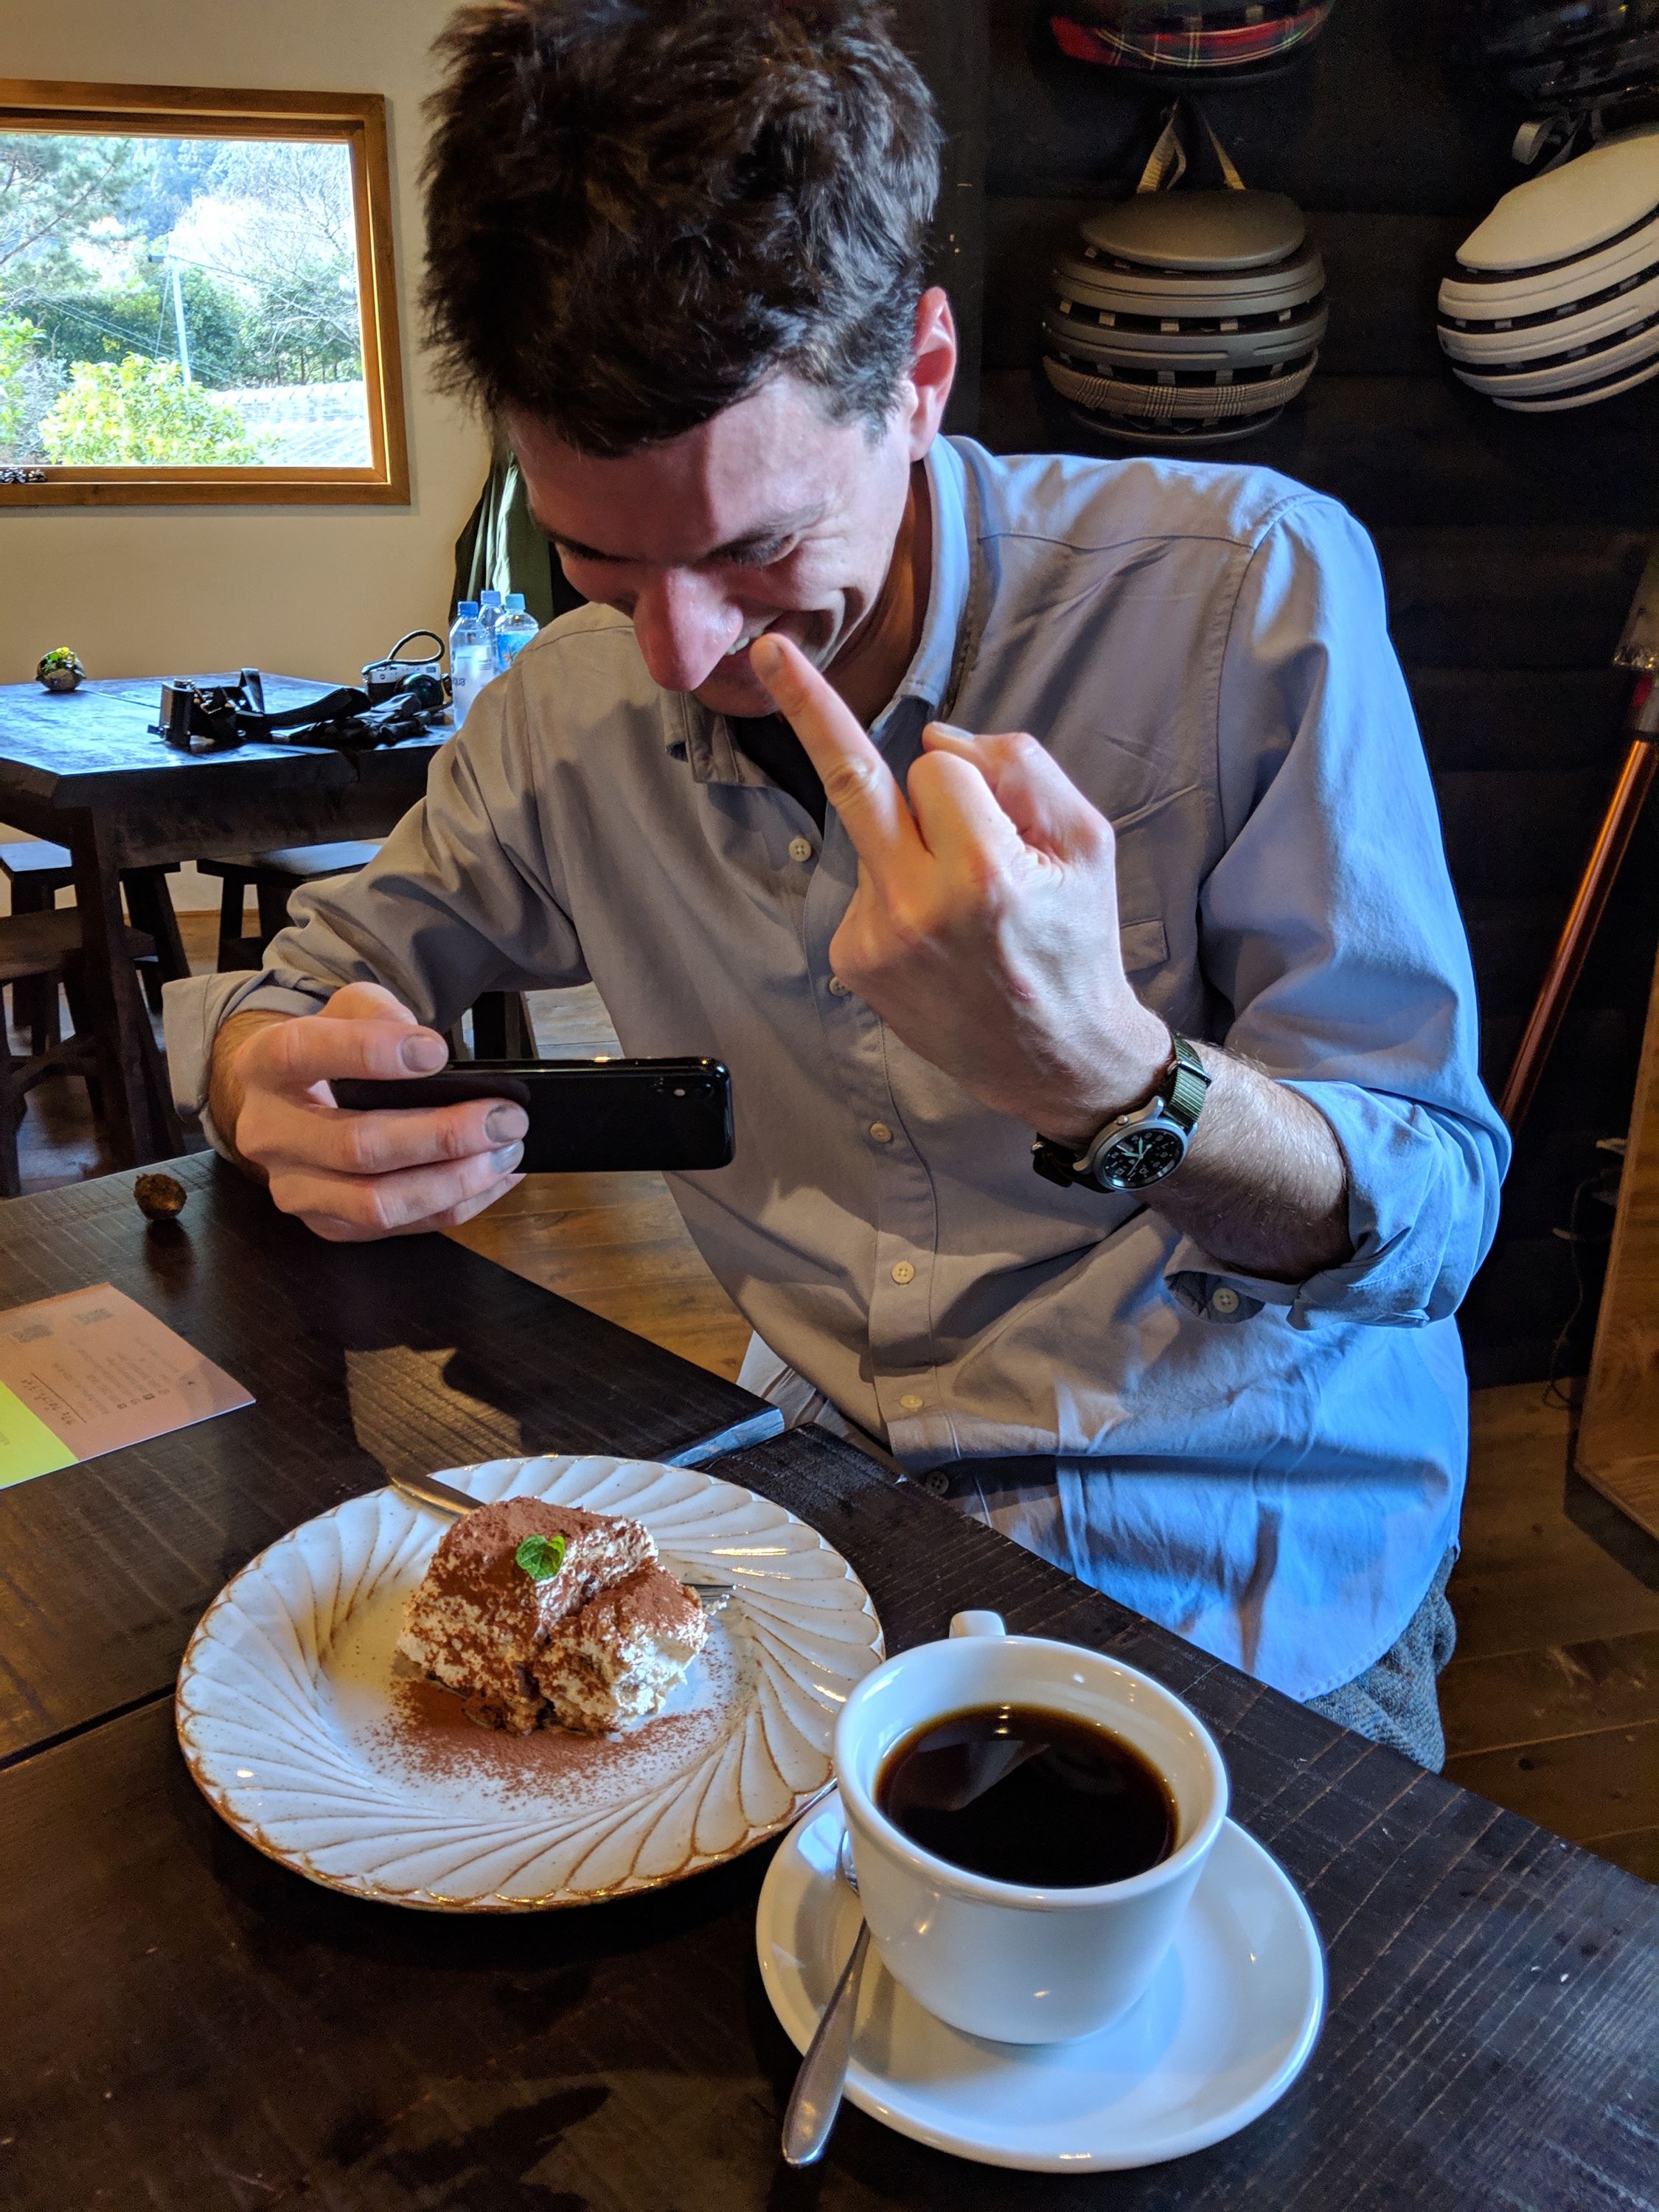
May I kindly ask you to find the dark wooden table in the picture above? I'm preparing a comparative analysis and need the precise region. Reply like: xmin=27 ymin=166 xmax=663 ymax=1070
xmin=0 ymin=677 xmax=443 ymax=1167
xmin=1 ymin=1156 xmax=1654 ymax=2210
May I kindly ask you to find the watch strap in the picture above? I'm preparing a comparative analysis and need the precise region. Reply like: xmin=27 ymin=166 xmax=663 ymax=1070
xmin=1162 ymin=1034 xmax=1211 ymax=1133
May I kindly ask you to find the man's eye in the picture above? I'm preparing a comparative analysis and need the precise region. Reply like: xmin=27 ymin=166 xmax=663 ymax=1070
xmin=722 ymin=540 xmax=793 ymax=569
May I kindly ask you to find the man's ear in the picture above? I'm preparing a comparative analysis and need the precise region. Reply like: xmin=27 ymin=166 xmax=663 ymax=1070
xmin=905 ymin=285 xmax=957 ymax=459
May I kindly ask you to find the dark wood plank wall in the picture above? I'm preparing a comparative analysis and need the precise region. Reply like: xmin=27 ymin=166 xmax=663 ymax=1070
xmin=900 ymin=0 xmax=1659 ymax=1384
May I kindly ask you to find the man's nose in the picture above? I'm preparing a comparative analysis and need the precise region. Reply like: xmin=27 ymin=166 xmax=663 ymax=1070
xmin=629 ymin=571 xmax=736 ymax=694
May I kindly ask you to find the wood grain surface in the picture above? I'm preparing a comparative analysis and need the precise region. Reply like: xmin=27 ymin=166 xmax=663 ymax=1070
xmin=0 ymin=678 xmax=442 ymax=1166
xmin=0 ymin=676 xmax=440 ymax=810
xmin=0 ymin=1155 xmax=759 ymax=1766
xmin=1578 ymin=946 xmax=1659 ymax=1541
xmin=1 ymin=1160 xmax=1656 ymax=2208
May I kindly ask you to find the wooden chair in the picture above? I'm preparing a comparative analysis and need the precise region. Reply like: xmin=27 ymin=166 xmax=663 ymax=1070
xmin=0 ymin=841 xmax=187 ymax=1043
xmin=0 ymin=909 xmax=156 ymax=1198
xmin=196 ymin=843 xmax=385 ymax=971
xmin=197 ymin=841 xmax=538 ymax=1060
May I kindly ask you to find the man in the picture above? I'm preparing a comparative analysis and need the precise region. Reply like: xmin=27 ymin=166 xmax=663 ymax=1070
xmin=165 ymin=0 xmax=1508 ymax=1766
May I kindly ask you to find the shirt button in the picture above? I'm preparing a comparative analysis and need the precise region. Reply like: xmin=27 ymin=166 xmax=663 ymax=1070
xmin=891 ymin=1260 xmax=916 ymax=1284
xmin=1211 ymin=1286 xmax=1241 ymax=1316
xmin=899 ymin=1393 xmax=925 ymax=1412
xmin=788 ymin=835 xmax=813 ymax=863
xmin=828 ymin=976 xmax=849 ymax=995
xmin=869 ymin=1121 xmax=894 ymax=1144
xmin=921 ymin=1470 xmax=950 ymax=1498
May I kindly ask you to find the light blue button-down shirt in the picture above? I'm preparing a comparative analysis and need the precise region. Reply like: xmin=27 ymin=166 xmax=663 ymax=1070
xmin=165 ymin=435 xmax=1508 ymax=1701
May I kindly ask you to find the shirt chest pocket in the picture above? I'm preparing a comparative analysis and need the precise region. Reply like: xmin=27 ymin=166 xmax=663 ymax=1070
xmin=1119 ymin=917 xmax=1169 ymax=974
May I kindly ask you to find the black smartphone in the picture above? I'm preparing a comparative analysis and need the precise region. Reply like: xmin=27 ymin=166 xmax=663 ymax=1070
xmin=330 ymin=1057 xmax=733 ymax=1173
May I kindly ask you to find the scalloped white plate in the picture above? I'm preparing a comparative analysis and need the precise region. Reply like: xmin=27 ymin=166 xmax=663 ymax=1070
xmin=176 ymin=1455 xmax=884 ymax=1911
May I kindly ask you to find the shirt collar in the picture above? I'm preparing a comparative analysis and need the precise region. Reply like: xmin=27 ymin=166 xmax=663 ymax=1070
xmin=669 ymin=435 xmax=973 ymax=783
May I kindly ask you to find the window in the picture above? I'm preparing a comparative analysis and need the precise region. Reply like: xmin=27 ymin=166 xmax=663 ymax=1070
xmin=0 ymin=81 xmax=408 ymax=504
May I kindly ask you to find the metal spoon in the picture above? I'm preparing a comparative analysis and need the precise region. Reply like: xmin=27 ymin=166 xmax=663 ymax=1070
xmin=782 ymin=1832 xmax=869 ymax=2168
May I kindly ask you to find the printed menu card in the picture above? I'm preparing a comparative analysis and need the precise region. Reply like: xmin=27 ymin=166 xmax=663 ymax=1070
xmin=0 ymin=1283 xmax=253 ymax=1488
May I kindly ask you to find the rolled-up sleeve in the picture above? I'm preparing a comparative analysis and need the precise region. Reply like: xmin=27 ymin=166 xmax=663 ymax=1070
xmin=1166 ymin=496 xmax=1509 ymax=1329
xmin=162 ymin=672 xmax=588 ymax=1150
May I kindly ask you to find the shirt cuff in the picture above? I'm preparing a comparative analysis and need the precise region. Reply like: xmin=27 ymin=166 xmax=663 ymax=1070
xmin=1164 ymin=1242 xmax=1273 ymax=1324
xmin=1163 ymin=1078 xmax=1455 ymax=1329
xmin=161 ymin=970 xmax=329 ymax=1158
xmin=1165 ymin=1237 xmax=1394 ymax=1329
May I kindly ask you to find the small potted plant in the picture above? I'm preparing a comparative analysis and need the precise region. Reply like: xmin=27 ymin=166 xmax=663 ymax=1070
xmin=37 ymin=647 xmax=86 ymax=694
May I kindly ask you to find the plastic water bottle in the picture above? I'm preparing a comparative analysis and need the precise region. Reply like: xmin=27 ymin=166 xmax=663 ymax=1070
xmin=477 ymin=587 xmax=504 ymax=660
xmin=448 ymin=600 xmax=493 ymax=728
xmin=494 ymin=591 xmax=540 ymax=672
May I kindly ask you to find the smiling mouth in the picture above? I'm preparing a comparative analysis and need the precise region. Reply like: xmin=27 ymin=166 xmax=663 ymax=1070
xmin=723 ymin=622 xmax=776 ymax=660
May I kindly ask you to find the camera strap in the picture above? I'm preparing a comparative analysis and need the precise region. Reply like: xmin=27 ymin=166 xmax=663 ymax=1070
xmin=155 ymin=667 xmax=446 ymax=754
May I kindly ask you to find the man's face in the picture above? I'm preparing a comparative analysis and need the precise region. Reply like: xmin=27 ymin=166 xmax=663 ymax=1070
xmin=507 ymin=373 xmax=917 ymax=719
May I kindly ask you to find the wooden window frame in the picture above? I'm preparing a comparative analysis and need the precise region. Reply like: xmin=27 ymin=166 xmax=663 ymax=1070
xmin=0 ymin=79 xmax=410 ymax=506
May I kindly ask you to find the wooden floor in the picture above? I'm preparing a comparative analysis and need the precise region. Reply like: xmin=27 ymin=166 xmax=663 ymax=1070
xmin=1441 ymin=1388 xmax=1659 ymax=1882
xmin=10 ymin=922 xmax=1657 ymax=1880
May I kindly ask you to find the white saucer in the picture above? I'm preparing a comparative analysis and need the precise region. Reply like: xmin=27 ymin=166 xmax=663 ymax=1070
xmin=757 ymin=1793 xmax=1325 ymax=2172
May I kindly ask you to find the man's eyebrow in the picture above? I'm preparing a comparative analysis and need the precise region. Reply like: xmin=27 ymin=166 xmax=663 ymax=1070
xmin=532 ymin=505 xmax=825 ymax=565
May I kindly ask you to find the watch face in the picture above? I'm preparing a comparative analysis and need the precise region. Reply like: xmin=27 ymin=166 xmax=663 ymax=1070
xmin=1098 ymin=1125 xmax=1186 ymax=1189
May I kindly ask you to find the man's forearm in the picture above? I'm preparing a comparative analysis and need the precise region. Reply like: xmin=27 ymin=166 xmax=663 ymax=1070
xmin=207 ymin=1008 xmax=293 ymax=1178
xmin=1150 ymin=1041 xmax=1351 ymax=1282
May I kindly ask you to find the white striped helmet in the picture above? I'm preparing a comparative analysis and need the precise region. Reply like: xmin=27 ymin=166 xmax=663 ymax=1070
xmin=1043 ymin=186 xmax=1326 ymax=442
xmin=1438 ymin=125 xmax=1659 ymax=411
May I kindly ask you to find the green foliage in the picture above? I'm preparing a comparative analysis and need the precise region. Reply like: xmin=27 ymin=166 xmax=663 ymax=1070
xmin=21 ymin=266 xmax=252 ymax=387
xmin=0 ymin=313 xmax=36 ymax=447
xmin=229 ymin=246 xmax=362 ymax=384
xmin=0 ymin=131 xmax=367 ymax=470
xmin=38 ymin=355 xmax=263 ymax=465
xmin=0 ymin=133 xmax=145 ymax=290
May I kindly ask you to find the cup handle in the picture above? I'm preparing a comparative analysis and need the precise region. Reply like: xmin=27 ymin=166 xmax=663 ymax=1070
xmin=948 ymin=1610 xmax=1006 ymax=1639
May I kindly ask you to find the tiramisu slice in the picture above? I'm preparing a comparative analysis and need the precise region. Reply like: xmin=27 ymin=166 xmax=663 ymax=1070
xmin=398 ymin=1498 xmax=655 ymax=1732
xmin=532 ymin=1565 xmax=710 ymax=1734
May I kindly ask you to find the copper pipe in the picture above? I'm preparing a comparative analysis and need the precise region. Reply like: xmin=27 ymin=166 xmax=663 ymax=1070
xmin=1500 ymin=680 xmax=1659 ymax=1133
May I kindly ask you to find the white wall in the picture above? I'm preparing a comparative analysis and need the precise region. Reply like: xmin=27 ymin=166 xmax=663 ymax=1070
xmin=0 ymin=0 xmax=490 ymax=901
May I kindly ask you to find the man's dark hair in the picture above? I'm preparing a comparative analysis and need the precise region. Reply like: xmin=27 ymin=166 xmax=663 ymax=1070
xmin=421 ymin=0 xmax=941 ymax=454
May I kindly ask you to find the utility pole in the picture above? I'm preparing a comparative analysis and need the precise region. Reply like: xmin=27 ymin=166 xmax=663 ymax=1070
xmin=169 ymin=261 xmax=191 ymax=386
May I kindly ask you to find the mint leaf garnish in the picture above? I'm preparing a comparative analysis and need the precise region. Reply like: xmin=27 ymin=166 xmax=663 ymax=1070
xmin=515 ymin=1533 xmax=567 ymax=1582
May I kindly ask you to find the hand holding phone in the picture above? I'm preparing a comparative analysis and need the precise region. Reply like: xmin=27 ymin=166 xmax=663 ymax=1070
xmin=330 ymin=1060 xmax=734 ymax=1174
xmin=220 ymin=984 xmax=530 ymax=1243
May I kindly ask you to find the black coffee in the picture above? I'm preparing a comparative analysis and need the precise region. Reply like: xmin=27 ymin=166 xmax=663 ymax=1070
xmin=876 ymin=1703 xmax=1176 ymax=1888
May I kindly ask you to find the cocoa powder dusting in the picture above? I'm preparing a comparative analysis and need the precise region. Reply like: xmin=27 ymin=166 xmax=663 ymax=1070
xmin=571 ymin=1565 xmax=706 ymax=1644
xmin=372 ymin=1631 xmax=742 ymax=1809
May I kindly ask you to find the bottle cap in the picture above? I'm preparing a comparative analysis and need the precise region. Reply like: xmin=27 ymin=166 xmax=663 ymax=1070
xmin=456 ymin=600 xmax=479 ymax=617
xmin=504 ymin=592 xmax=526 ymax=610
xmin=480 ymin=588 xmax=503 ymax=607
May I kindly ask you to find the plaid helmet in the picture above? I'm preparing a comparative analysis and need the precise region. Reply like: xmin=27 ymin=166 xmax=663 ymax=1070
xmin=1051 ymin=0 xmax=1336 ymax=75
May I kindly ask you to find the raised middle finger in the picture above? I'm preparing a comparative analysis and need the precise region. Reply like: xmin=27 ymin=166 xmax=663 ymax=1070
xmin=750 ymin=634 xmax=925 ymax=893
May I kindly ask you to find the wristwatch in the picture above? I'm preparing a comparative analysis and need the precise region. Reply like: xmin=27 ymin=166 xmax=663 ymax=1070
xmin=1032 ymin=1034 xmax=1211 ymax=1193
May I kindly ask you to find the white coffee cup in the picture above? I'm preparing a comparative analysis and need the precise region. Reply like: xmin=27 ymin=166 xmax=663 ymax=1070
xmin=834 ymin=1611 xmax=1228 ymax=2044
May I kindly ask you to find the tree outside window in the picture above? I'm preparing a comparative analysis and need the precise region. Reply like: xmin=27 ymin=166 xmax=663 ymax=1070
xmin=0 ymin=86 xmax=407 ymax=504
